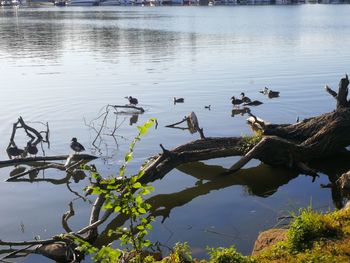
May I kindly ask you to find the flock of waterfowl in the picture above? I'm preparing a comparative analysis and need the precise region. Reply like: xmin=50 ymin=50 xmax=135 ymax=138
xmin=5 ymin=87 xmax=279 ymax=160
xmin=6 ymin=137 xmax=86 ymax=159
xmin=231 ymin=87 xmax=279 ymax=108
xmin=124 ymin=86 xmax=280 ymax=116
xmin=6 ymin=142 xmax=39 ymax=159
xmin=125 ymin=87 xmax=279 ymax=110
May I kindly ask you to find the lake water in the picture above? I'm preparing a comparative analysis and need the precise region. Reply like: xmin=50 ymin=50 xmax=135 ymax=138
xmin=1 ymin=5 xmax=350 ymax=262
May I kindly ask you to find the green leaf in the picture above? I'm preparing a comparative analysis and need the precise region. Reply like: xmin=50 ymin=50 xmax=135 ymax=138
xmin=137 ymin=225 xmax=145 ymax=230
xmin=133 ymin=182 xmax=142 ymax=189
xmin=137 ymin=125 xmax=147 ymax=135
xmin=114 ymin=206 xmax=121 ymax=213
xmin=135 ymin=195 xmax=143 ymax=205
xmin=138 ymin=207 xmax=147 ymax=214
xmin=124 ymin=153 xmax=133 ymax=162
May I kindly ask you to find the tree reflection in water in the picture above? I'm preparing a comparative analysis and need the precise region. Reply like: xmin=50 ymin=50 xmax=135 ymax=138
xmin=2 ymin=151 xmax=350 ymax=260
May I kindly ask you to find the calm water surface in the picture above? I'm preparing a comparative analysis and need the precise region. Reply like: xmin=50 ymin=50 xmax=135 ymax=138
xmin=1 ymin=5 xmax=350 ymax=261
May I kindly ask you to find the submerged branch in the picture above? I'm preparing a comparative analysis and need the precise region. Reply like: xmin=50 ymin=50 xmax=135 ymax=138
xmin=0 ymin=154 xmax=97 ymax=168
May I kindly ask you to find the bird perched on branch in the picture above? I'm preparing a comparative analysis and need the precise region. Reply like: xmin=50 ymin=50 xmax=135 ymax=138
xmin=25 ymin=142 xmax=38 ymax=157
xmin=126 ymin=96 xmax=138 ymax=105
xmin=70 ymin=138 xmax=85 ymax=154
xmin=7 ymin=146 xmax=25 ymax=159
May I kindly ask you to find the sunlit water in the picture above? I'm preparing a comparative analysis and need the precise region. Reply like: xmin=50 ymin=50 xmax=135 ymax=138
xmin=1 ymin=5 xmax=350 ymax=262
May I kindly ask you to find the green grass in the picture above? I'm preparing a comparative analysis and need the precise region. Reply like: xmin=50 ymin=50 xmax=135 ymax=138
xmin=141 ymin=207 xmax=350 ymax=263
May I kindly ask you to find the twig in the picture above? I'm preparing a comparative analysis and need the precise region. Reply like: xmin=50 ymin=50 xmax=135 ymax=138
xmin=0 ymin=245 xmax=35 ymax=262
xmin=66 ymin=182 xmax=91 ymax=203
xmin=325 ymin=85 xmax=338 ymax=99
xmin=92 ymin=111 xmax=109 ymax=146
xmin=76 ymin=209 xmax=113 ymax=236
xmin=62 ymin=202 xmax=75 ymax=233
xmin=165 ymin=117 xmax=188 ymax=128
xmin=18 ymin=117 xmax=43 ymax=145
xmin=296 ymin=161 xmax=320 ymax=182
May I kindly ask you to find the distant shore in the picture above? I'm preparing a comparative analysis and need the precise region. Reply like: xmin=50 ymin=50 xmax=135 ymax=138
xmin=2 ymin=0 xmax=350 ymax=8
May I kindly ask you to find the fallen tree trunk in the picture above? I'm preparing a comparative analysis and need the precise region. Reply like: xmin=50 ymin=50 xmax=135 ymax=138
xmin=141 ymin=75 xmax=350 ymax=183
xmin=3 ymin=75 xmax=350 ymax=263
xmin=140 ymin=137 xmax=247 ymax=182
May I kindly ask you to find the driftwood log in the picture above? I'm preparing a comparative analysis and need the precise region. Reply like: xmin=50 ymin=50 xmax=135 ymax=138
xmin=139 ymin=75 xmax=350 ymax=183
xmin=3 ymin=75 xmax=350 ymax=262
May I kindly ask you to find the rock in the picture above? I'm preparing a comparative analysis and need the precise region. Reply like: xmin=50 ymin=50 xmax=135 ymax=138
xmin=337 ymin=172 xmax=350 ymax=190
xmin=252 ymin=228 xmax=287 ymax=255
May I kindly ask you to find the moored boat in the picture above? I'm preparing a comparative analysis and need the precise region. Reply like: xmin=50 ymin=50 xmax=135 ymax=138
xmin=68 ymin=0 xmax=99 ymax=5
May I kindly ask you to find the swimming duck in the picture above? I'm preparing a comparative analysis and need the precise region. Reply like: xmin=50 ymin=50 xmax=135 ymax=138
xmin=204 ymin=105 xmax=211 ymax=110
xmin=259 ymin=87 xmax=269 ymax=94
xmin=25 ymin=142 xmax=38 ymax=156
xmin=267 ymin=89 xmax=280 ymax=98
xmin=240 ymin=92 xmax=251 ymax=103
xmin=126 ymin=96 xmax=138 ymax=105
xmin=174 ymin=97 xmax=184 ymax=103
xmin=231 ymin=96 xmax=243 ymax=107
xmin=260 ymin=87 xmax=280 ymax=98
xmin=7 ymin=146 xmax=25 ymax=159
xmin=243 ymin=100 xmax=263 ymax=106
xmin=70 ymin=137 xmax=85 ymax=154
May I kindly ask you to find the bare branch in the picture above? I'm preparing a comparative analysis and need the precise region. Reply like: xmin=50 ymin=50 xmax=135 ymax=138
xmin=62 ymin=202 xmax=75 ymax=233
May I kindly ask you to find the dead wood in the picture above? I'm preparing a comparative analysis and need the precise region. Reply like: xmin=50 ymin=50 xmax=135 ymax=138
xmin=165 ymin=112 xmax=205 ymax=139
xmin=0 ymin=154 xmax=97 ymax=167
xmin=140 ymin=137 xmax=246 ymax=183
xmin=140 ymin=75 xmax=350 ymax=182
xmin=62 ymin=202 xmax=75 ymax=233
xmin=4 ymin=75 xmax=350 ymax=262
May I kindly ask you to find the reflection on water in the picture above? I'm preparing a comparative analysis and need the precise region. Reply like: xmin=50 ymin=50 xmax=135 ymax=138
xmin=95 ymin=154 xmax=350 ymax=252
xmin=0 ymin=9 xmax=195 ymax=64
xmin=177 ymin=162 xmax=298 ymax=197
xmin=129 ymin=114 xmax=138 ymax=125
xmin=95 ymin=161 xmax=297 ymax=247
xmin=2 ymin=5 xmax=350 ymax=261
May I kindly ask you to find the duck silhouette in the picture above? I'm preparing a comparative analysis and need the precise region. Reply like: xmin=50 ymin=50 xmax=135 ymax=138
xmin=231 ymin=96 xmax=243 ymax=107
xmin=7 ymin=146 xmax=25 ymax=159
xmin=240 ymin=92 xmax=251 ymax=103
xmin=174 ymin=97 xmax=184 ymax=104
xmin=25 ymin=142 xmax=38 ymax=157
xmin=70 ymin=138 xmax=85 ymax=154
xmin=259 ymin=87 xmax=269 ymax=94
xmin=126 ymin=96 xmax=138 ymax=105
xmin=260 ymin=87 xmax=280 ymax=98
xmin=204 ymin=105 xmax=211 ymax=110
xmin=267 ymin=89 xmax=280 ymax=98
